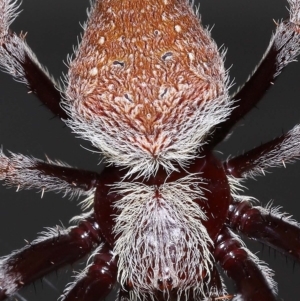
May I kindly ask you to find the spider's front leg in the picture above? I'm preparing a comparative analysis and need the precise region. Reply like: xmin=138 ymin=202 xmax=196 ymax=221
xmin=206 ymin=0 xmax=300 ymax=150
xmin=0 ymin=0 xmax=67 ymax=119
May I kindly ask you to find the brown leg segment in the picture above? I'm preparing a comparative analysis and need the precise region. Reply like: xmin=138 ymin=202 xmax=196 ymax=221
xmin=227 ymin=200 xmax=300 ymax=261
xmin=0 ymin=151 xmax=103 ymax=196
xmin=61 ymin=243 xmax=117 ymax=301
xmin=205 ymin=20 xmax=300 ymax=150
xmin=34 ymin=160 xmax=102 ymax=192
xmin=214 ymin=227 xmax=277 ymax=301
xmin=223 ymin=134 xmax=286 ymax=178
xmin=0 ymin=33 xmax=67 ymax=119
xmin=0 ymin=215 xmax=103 ymax=300
xmin=223 ymin=124 xmax=300 ymax=179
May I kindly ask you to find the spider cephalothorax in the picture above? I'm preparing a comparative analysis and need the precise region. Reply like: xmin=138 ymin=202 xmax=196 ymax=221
xmin=1 ymin=0 xmax=300 ymax=301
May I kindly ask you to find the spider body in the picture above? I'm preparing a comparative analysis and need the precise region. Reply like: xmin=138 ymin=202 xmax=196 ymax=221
xmin=94 ymin=153 xmax=230 ymax=247
xmin=91 ymin=153 xmax=230 ymax=300
xmin=63 ymin=1 xmax=232 ymax=296
xmin=1 ymin=0 xmax=300 ymax=301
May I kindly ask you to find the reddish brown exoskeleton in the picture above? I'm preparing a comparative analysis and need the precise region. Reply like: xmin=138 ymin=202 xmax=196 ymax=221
xmin=1 ymin=0 xmax=300 ymax=301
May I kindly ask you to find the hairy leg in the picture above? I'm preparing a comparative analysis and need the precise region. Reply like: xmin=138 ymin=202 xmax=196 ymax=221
xmin=0 ymin=150 xmax=102 ymax=198
xmin=206 ymin=0 xmax=300 ymax=149
xmin=223 ymin=125 xmax=300 ymax=179
xmin=60 ymin=243 xmax=117 ymax=301
xmin=228 ymin=200 xmax=300 ymax=262
xmin=0 ymin=214 xmax=103 ymax=300
xmin=214 ymin=227 xmax=277 ymax=301
xmin=0 ymin=0 xmax=67 ymax=119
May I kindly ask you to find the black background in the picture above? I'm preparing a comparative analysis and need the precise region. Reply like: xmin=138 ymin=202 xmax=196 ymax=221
xmin=0 ymin=0 xmax=300 ymax=300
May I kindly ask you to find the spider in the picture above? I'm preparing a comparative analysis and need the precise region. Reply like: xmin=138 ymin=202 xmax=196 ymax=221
xmin=0 ymin=0 xmax=300 ymax=298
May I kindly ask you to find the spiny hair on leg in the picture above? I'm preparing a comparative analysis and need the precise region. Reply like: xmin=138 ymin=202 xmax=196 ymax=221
xmin=227 ymin=229 xmax=277 ymax=295
xmin=260 ymin=201 xmax=300 ymax=228
xmin=69 ymin=210 xmax=94 ymax=225
xmin=58 ymin=243 xmax=105 ymax=301
xmin=0 ymin=0 xmax=61 ymax=90
xmin=242 ymin=125 xmax=300 ymax=179
xmin=0 ymin=150 xmax=92 ymax=198
xmin=0 ymin=0 xmax=20 ymax=33
xmin=0 ymin=33 xmax=60 ymax=88
xmin=287 ymin=0 xmax=300 ymax=26
xmin=32 ymin=225 xmax=68 ymax=245
xmin=226 ymin=175 xmax=258 ymax=203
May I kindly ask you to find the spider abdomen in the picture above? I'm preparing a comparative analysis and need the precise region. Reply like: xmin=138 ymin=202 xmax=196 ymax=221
xmin=65 ymin=0 xmax=232 ymax=178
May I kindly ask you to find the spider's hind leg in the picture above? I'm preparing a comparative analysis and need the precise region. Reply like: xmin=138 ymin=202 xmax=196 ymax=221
xmin=214 ymin=227 xmax=277 ymax=301
xmin=60 ymin=243 xmax=117 ymax=301
xmin=0 ymin=214 xmax=103 ymax=300
xmin=0 ymin=0 xmax=67 ymax=119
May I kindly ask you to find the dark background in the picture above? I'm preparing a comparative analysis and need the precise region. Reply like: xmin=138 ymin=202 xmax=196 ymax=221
xmin=0 ymin=0 xmax=299 ymax=300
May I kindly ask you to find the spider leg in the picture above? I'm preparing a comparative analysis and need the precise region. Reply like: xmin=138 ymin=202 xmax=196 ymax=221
xmin=223 ymin=124 xmax=300 ymax=178
xmin=0 ymin=214 xmax=103 ymax=300
xmin=0 ymin=150 xmax=102 ymax=198
xmin=214 ymin=227 xmax=277 ymax=301
xmin=60 ymin=243 xmax=117 ymax=301
xmin=205 ymin=265 xmax=228 ymax=300
xmin=0 ymin=0 xmax=67 ymax=119
xmin=206 ymin=0 xmax=300 ymax=150
xmin=227 ymin=200 xmax=300 ymax=262
xmin=223 ymin=123 xmax=300 ymax=260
